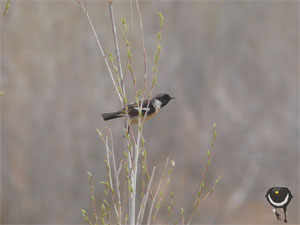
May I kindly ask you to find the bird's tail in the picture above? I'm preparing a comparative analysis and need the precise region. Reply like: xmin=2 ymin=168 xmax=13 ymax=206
xmin=102 ymin=111 xmax=124 ymax=121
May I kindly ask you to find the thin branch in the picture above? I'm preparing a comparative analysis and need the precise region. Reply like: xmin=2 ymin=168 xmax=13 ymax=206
xmin=97 ymin=129 xmax=120 ymax=224
xmin=166 ymin=192 xmax=174 ymax=225
xmin=140 ymin=11 xmax=164 ymax=141
xmin=122 ymin=17 xmax=137 ymax=96
xmin=199 ymin=173 xmax=222 ymax=204
xmin=186 ymin=123 xmax=218 ymax=225
xmin=140 ymin=149 xmax=154 ymax=201
xmin=109 ymin=129 xmax=123 ymax=224
xmin=152 ymin=158 xmax=174 ymax=223
xmin=104 ymin=134 xmax=120 ymax=223
xmin=130 ymin=7 xmax=152 ymax=221
xmin=121 ymin=169 xmax=129 ymax=225
xmin=147 ymin=158 xmax=169 ymax=225
xmin=87 ymin=171 xmax=99 ymax=225
xmin=78 ymin=0 xmax=122 ymax=102
xmin=108 ymin=0 xmax=126 ymax=102
xmin=135 ymin=0 xmax=148 ymax=100
xmin=136 ymin=167 xmax=156 ymax=225
xmin=123 ymin=126 xmax=135 ymax=225
xmin=130 ymin=131 xmax=141 ymax=225
xmin=129 ymin=0 xmax=136 ymax=94
xmin=130 ymin=0 xmax=133 ymax=42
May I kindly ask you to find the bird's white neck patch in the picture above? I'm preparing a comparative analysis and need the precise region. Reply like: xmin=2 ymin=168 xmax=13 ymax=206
xmin=153 ymin=99 xmax=162 ymax=109
xmin=268 ymin=194 xmax=289 ymax=207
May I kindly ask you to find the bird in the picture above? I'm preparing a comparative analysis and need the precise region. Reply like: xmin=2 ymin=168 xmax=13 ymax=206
xmin=102 ymin=93 xmax=174 ymax=125
xmin=265 ymin=187 xmax=293 ymax=223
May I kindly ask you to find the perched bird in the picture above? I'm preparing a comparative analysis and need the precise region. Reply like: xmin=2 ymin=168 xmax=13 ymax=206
xmin=265 ymin=187 xmax=293 ymax=223
xmin=102 ymin=93 xmax=175 ymax=125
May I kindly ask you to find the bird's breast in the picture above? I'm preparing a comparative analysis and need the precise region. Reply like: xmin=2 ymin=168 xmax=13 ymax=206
xmin=129 ymin=107 xmax=159 ymax=124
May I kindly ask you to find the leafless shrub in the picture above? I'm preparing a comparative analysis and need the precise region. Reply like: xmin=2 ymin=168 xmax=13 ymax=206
xmin=77 ymin=1 xmax=221 ymax=224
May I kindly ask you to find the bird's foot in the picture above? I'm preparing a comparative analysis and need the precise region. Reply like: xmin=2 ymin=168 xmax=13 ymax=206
xmin=276 ymin=213 xmax=281 ymax=221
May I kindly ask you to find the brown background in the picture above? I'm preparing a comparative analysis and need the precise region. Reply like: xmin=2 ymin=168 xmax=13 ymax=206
xmin=1 ymin=1 xmax=299 ymax=224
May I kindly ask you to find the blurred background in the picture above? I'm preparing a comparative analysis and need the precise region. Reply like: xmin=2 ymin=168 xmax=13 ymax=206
xmin=1 ymin=1 xmax=299 ymax=224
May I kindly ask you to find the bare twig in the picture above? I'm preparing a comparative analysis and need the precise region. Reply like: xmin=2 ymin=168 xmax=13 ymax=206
xmin=147 ymin=158 xmax=169 ymax=225
xmin=140 ymin=149 xmax=154 ymax=201
xmin=78 ymin=0 xmax=122 ymax=102
xmin=96 ymin=129 xmax=121 ymax=224
xmin=130 ymin=132 xmax=141 ymax=225
xmin=136 ymin=167 xmax=156 ymax=225
xmin=135 ymin=0 xmax=148 ymax=99
xmin=166 ymin=192 xmax=174 ymax=225
xmin=122 ymin=122 xmax=135 ymax=225
xmin=108 ymin=0 xmax=126 ymax=102
xmin=152 ymin=159 xmax=175 ymax=224
xmin=87 ymin=171 xmax=99 ymax=225
xmin=122 ymin=17 xmax=137 ymax=96
xmin=109 ymin=129 xmax=123 ymax=224
xmin=141 ymin=11 xmax=164 ymax=135
xmin=126 ymin=9 xmax=164 ymax=225
xmin=130 ymin=0 xmax=133 ymax=42
xmin=199 ymin=173 xmax=222 ymax=203
xmin=186 ymin=123 xmax=218 ymax=225
xmin=104 ymin=134 xmax=120 ymax=223
xmin=121 ymin=169 xmax=129 ymax=225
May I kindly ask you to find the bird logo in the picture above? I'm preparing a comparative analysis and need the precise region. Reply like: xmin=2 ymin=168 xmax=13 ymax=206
xmin=102 ymin=93 xmax=175 ymax=125
xmin=265 ymin=187 xmax=293 ymax=223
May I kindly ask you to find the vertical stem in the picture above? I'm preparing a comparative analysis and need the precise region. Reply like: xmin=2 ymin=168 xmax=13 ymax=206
xmin=136 ymin=167 xmax=156 ymax=225
xmin=132 ymin=2 xmax=148 ymax=223
xmin=135 ymin=0 xmax=148 ymax=99
xmin=109 ymin=129 xmax=122 ymax=224
xmin=105 ymin=136 xmax=119 ymax=222
xmin=77 ymin=0 xmax=123 ymax=102
xmin=108 ymin=0 xmax=126 ymax=102
xmin=131 ymin=131 xmax=141 ymax=225
xmin=147 ymin=159 xmax=169 ymax=225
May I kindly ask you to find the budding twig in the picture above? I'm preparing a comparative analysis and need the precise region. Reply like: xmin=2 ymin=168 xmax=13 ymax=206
xmin=136 ymin=167 xmax=156 ymax=225
xmin=147 ymin=158 xmax=169 ymax=225
xmin=108 ymin=0 xmax=126 ymax=105
xmin=77 ymin=0 xmax=122 ymax=102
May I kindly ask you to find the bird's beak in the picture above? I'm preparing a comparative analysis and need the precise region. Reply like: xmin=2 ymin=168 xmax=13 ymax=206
xmin=171 ymin=96 xmax=175 ymax=100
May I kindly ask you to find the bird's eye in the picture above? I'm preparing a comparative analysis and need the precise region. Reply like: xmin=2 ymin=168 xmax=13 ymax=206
xmin=275 ymin=191 xmax=279 ymax=195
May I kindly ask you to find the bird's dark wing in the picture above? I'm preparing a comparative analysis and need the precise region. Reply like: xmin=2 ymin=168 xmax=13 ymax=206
xmin=125 ymin=100 xmax=155 ymax=118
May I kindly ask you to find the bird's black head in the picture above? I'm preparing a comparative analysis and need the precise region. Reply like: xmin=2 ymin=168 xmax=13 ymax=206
xmin=153 ymin=93 xmax=175 ymax=107
xmin=266 ymin=187 xmax=284 ymax=198
xmin=265 ymin=187 xmax=293 ymax=204
xmin=272 ymin=187 xmax=284 ymax=196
